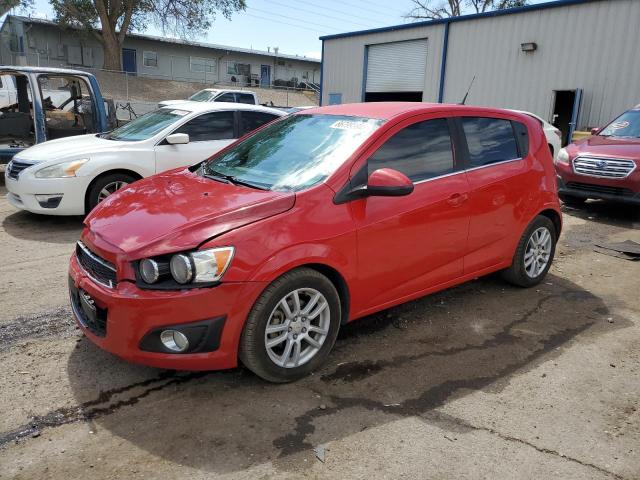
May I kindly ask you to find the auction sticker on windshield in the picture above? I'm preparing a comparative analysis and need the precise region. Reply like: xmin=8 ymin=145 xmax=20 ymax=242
xmin=169 ymin=110 xmax=189 ymax=116
xmin=330 ymin=120 xmax=372 ymax=130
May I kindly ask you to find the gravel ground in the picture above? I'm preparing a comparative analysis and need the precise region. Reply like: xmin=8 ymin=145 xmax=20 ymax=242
xmin=0 ymin=180 xmax=638 ymax=479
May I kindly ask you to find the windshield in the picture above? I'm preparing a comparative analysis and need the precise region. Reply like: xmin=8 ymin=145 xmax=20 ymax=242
xmin=189 ymin=90 xmax=217 ymax=102
xmin=599 ymin=110 xmax=640 ymax=138
xmin=106 ymin=108 xmax=189 ymax=141
xmin=201 ymin=114 xmax=383 ymax=191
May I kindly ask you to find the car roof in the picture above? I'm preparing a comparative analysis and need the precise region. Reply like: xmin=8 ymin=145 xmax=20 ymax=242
xmin=300 ymin=102 xmax=527 ymax=121
xmin=160 ymin=100 xmax=284 ymax=115
xmin=199 ymin=88 xmax=255 ymax=95
xmin=0 ymin=65 xmax=95 ymax=77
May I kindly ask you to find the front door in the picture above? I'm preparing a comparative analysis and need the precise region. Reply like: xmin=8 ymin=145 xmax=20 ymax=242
xmin=154 ymin=110 xmax=237 ymax=173
xmin=122 ymin=48 xmax=137 ymax=74
xmin=551 ymin=89 xmax=582 ymax=145
xmin=260 ymin=65 xmax=271 ymax=87
xmin=350 ymin=116 xmax=470 ymax=314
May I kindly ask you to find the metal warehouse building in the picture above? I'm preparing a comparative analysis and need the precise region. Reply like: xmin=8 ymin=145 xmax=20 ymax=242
xmin=319 ymin=0 xmax=640 ymax=143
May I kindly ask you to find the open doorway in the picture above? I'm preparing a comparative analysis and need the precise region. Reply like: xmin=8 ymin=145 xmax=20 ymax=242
xmin=551 ymin=89 xmax=582 ymax=145
xmin=364 ymin=91 xmax=423 ymax=102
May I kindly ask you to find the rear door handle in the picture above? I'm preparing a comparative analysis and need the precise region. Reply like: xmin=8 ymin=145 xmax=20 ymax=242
xmin=446 ymin=193 xmax=468 ymax=207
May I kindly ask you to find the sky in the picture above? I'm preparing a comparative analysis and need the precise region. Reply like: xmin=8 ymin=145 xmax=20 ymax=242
xmin=19 ymin=0 xmax=547 ymax=60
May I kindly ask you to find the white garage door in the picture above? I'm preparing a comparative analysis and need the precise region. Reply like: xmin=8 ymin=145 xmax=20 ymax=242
xmin=366 ymin=39 xmax=428 ymax=93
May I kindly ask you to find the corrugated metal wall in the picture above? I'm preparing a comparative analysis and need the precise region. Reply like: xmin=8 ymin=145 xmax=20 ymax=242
xmin=321 ymin=0 xmax=640 ymax=129
xmin=321 ymin=24 xmax=445 ymax=105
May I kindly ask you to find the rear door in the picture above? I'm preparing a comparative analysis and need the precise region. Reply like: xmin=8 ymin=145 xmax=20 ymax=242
xmin=238 ymin=110 xmax=280 ymax=136
xmin=154 ymin=110 xmax=237 ymax=173
xmin=350 ymin=116 xmax=470 ymax=312
xmin=458 ymin=116 xmax=530 ymax=273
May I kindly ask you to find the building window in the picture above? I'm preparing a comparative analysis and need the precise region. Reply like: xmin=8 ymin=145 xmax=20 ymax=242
xmin=328 ymin=93 xmax=342 ymax=105
xmin=190 ymin=56 xmax=216 ymax=73
xmin=227 ymin=61 xmax=251 ymax=76
xmin=143 ymin=51 xmax=158 ymax=68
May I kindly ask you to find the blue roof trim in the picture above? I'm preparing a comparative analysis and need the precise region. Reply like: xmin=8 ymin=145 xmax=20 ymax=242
xmin=319 ymin=0 xmax=597 ymax=41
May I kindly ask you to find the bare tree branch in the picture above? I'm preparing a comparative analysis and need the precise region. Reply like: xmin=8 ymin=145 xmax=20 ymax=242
xmin=405 ymin=0 xmax=527 ymax=20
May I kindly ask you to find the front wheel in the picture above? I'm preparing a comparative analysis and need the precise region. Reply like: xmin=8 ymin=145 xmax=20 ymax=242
xmin=239 ymin=268 xmax=341 ymax=383
xmin=502 ymin=216 xmax=557 ymax=287
xmin=87 ymin=173 xmax=137 ymax=212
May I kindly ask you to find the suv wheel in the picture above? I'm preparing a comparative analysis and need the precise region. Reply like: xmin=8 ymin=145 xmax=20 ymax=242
xmin=239 ymin=268 xmax=341 ymax=383
xmin=87 ymin=173 xmax=137 ymax=212
xmin=502 ymin=215 xmax=557 ymax=287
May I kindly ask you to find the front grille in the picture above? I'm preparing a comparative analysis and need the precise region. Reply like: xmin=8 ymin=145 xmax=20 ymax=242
xmin=6 ymin=159 xmax=36 ymax=179
xmin=573 ymin=156 xmax=636 ymax=179
xmin=76 ymin=241 xmax=117 ymax=288
xmin=566 ymin=182 xmax=634 ymax=197
xmin=69 ymin=277 xmax=107 ymax=337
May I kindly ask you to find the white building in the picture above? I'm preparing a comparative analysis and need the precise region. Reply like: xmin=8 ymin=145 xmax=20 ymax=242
xmin=319 ymin=0 xmax=640 ymax=143
xmin=0 ymin=15 xmax=320 ymax=88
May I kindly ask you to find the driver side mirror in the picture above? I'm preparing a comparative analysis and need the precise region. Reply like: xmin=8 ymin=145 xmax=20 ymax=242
xmin=590 ymin=127 xmax=600 ymax=135
xmin=166 ymin=133 xmax=189 ymax=145
xmin=366 ymin=168 xmax=414 ymax=197
xmin=334 ymin=168 xmax=414 ymax=204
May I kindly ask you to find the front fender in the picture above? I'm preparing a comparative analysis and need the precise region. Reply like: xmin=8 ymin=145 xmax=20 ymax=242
xmin=247 ymin=242 xmax=353 ymax=285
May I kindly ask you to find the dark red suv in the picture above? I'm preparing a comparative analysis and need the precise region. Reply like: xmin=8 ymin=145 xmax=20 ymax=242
xmin=555 ymin=106 xmax=640 ymax=206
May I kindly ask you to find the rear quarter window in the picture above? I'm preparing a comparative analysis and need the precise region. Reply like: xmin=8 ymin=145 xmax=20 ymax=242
xmin=461 ymin=117 xmax=521 ymax=167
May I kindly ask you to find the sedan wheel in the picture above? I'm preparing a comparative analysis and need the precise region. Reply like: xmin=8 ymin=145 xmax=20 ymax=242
xmin=97 ymin=181 xmax=128 ymax=202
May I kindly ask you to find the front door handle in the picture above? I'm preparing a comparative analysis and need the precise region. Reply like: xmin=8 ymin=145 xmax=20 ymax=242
xmin=446 ymin=193 xmax=468 ymax=207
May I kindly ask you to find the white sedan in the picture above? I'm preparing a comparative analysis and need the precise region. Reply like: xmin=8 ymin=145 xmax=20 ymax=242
xmin=510 ymin=109 xmax=562 ymax=161
xmin=4 ymin=101 xmax=285 ymax=215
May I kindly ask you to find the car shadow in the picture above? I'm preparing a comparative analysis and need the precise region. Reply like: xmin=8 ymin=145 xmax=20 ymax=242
xmin=561 ymin=200 xmax=640 ymax=229
xmin=2 ymin=210 xmax=84 ymax=244
xmin=62 ymin=273 xmax=629 ymax=474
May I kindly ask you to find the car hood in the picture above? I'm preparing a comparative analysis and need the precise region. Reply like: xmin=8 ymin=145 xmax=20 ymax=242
xmin=84 ymin=169 xmax=295 ymax=259
xmin=572 ymin=135 xmax=640 ymax=161
xmin=13 ymin=134 xmax=133 ymax=163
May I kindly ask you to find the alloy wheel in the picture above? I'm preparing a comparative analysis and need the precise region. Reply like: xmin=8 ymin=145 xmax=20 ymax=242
xmin=264 ymin=288 xmax=330 ymax=368
xmin=524 ymin=226 xmax=552 ymax=278
xmin=98 ymin=181 xmax=128 ymax=202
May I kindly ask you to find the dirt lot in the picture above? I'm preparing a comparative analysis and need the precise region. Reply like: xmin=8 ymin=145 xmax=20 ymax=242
xmin=0 ymin=180 xmax=638 ymax=479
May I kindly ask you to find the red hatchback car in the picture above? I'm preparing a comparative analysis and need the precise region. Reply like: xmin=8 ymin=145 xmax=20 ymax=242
xmin=556 ymin=106 xmax=640 ymax=206
xmin=68 ymin=103 xmax=561 ymax=382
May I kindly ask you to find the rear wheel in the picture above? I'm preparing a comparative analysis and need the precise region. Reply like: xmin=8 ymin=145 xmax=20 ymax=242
xmin=559 ymin=193 xmax=586 ymax=207
xmin=239 ymin=268 xmax=341 ymax=383
xmin=87 ymin=173 xmax=137 ymax=212
xmin=502 ymin=216 xmax=556 ymax=287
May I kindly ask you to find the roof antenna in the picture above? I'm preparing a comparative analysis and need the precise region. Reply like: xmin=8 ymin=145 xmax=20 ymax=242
xmin=460 ymin=75 xmax=476 ymax=105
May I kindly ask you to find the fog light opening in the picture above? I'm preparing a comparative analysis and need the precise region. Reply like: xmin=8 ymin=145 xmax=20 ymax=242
xmin=160 ymin=329 xmax=189 ymax=352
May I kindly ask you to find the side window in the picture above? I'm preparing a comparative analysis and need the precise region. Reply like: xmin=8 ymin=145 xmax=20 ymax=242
xmin=237 ymin=93 xmax=255 ymax=104
xmin=368 ymin=118 xmax=454 ymax=182
xmin=174 ymin=111 xmax=235 ymax=141
xmin=461 ymin=117 xmax=519 ymax=167
xmin=512 ymin=121 xmax=529 ymax=157
xmin=215 ymin=93 xmax=236 ymax=103
xmin=240 ymin=111 xmax=279 ymax=136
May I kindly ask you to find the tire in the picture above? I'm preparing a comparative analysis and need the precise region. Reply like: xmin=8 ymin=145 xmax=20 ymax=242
xmin=502 ymin=215 xmax=557 ymax=288
xmin=559 ymin=194 xmax=586 ymax=207
xmin=239 ymin=268 xmax=341 ymax=383
xmin=87 ymin=173 xmax=137 ymax=212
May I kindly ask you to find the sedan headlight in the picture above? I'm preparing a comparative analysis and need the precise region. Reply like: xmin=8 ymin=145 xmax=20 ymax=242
xmin=35 ymin=159 xmax=88 ymax=178
xmin=138 ymin=247 xmax=234 ymax=287
xmin=556 ymin=148 xmax=569 ymax=165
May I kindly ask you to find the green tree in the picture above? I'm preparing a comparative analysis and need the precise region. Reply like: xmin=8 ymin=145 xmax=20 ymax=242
xmin=406 ymin=0 xmax=528 ymax=20
xmin=0 ymin=0 xmax=32 ymax=17
xmin=50 ymin=0 xmax=246 ymax=70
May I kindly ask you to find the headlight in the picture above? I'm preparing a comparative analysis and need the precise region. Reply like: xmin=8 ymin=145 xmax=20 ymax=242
xmin=138 ymin=247 xmax=234 ymax=286
xmin=556 ymin=148 xmax=569 ymax=165
xmin=35 ymin=159 xmax=88 ymax=178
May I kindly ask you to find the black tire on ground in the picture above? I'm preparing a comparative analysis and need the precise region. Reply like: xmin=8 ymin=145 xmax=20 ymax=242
xmin=559 ymin=194 xmax=586 ymax=207
xmin=239 ymin=267 xmax=341 ymax=383
xmin=501 ymin=215 xmax=557 ymax=288
xmin=87 ymin=172 xmax=137 ymax=212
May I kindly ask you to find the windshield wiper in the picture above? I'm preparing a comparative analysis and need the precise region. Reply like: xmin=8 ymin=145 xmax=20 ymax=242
xmin=204 ymin=169 xmax=269 ymax=190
